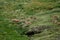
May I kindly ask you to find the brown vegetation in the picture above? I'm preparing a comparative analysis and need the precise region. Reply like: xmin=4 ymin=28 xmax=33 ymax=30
xmin=52 ymin=15 xmax=60 ymax=25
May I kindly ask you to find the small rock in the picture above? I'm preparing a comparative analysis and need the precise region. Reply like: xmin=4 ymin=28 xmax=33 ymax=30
xmin=11 ymin=19 xmax=20 ymax=23
xmin=25 ymin=21 xmax=31 ymax=25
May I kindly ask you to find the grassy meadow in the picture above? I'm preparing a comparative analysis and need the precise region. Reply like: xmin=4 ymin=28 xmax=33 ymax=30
xmin=0 ymin=0 xmax=60 ymax=40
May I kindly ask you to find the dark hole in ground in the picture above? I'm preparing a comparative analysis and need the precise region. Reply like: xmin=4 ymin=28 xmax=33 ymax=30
xmin=25 ymin=31 xmax=35 ymax=37
xmin=25 ymin=30 xmax=42 ymax=37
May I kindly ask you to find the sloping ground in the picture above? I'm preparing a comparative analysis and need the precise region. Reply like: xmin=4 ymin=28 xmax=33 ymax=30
xmin=0 ymin=0 xmax=60 ymax=40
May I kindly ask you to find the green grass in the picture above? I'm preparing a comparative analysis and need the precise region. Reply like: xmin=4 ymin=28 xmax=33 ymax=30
xmin=0 ymin=0 xmax=60 ymax=40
